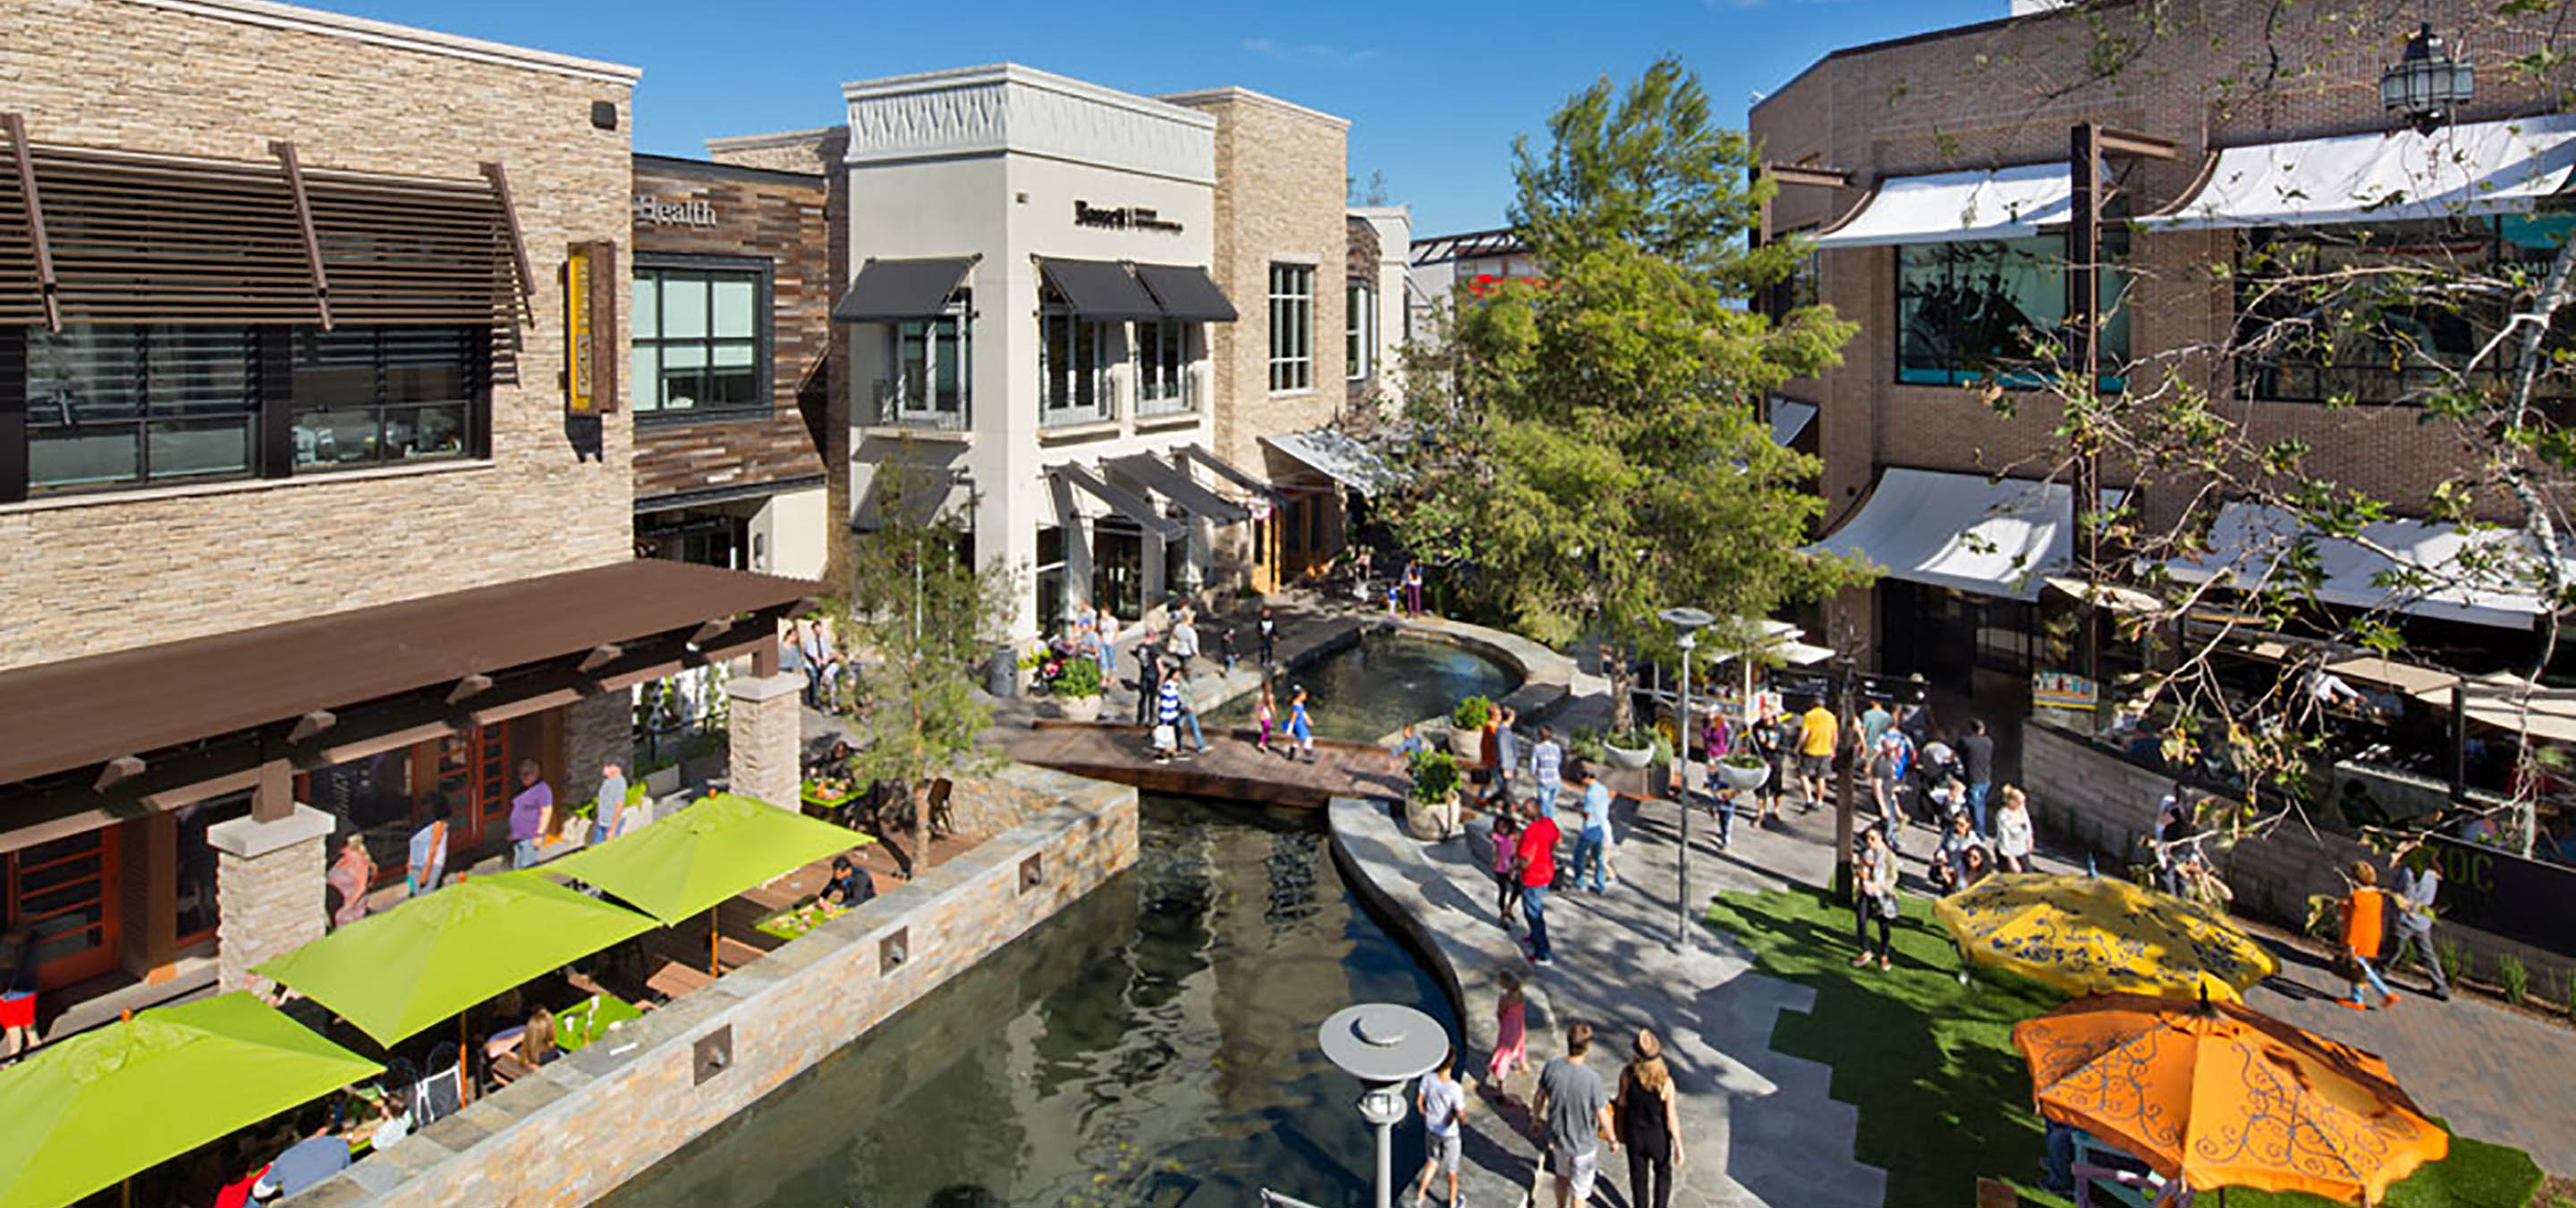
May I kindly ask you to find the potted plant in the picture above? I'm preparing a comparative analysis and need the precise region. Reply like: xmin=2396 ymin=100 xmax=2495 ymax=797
xmin=1402 ymin=748 xmax=1463 ymax=841
xmin=1448 ymin=696 xmax=1495 ymax=759
xmin=638 ymin=754 xmax=681 ymax=798
xmin=1053 ymin=656 xmax=1106 ymax=722
xmin=1716 ymin=750 xmax=1772 ymax=792
xmin=1602 ymin=724 xmax=1657 ymax=771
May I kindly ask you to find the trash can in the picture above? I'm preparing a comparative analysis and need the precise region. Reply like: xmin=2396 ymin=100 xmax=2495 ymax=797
xmin=986 ymin=645 xmax=1019 ymax=698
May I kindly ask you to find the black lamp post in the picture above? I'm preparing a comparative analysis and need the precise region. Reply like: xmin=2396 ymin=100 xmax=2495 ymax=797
xmin=2382 ymin=21 xmax=2475 ymax=135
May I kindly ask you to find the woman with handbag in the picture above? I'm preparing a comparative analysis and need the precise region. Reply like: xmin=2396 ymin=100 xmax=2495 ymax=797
xmin=1852 ymin=827 xmax=1899 ymax=971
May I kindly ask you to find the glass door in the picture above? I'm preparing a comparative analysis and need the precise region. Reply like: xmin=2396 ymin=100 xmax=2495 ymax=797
xmin=5 ymin=828 xmax=121 ymax=989
xmin=1092 ymin=518 xmax=1144 ymax=619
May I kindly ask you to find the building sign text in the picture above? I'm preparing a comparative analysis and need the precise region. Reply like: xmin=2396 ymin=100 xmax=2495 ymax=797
xmin=634 ymin=194 xmax=718 ymax=228
xmin=1073 ymin=200 xmax=1183 ymax=234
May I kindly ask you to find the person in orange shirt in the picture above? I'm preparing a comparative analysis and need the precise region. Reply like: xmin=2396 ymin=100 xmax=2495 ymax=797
xmin=2337 ymin=860 xmax=2397 ymax=1010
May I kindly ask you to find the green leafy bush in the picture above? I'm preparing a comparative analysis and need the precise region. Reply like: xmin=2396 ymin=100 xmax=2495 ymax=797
xmin=1452 ymin=696 xmax=1494 ymax=731
xmin=1409 ymin=749 xmax=1462 ymax=803
xmin=2440 ymin=937 xmax=2473 ymax=986
xmin=1568 ymin=725 xmax=1608 ymax=764
xmin=2498 ymin=953 xmax=2528 ymax=1005
xmin=1055 ymin=657 xmax=1104 ymax=698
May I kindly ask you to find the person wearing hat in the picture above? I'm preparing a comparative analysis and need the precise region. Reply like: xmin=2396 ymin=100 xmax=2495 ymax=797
xmin=1614 ymin=1028 xmax=1682 ymax=1208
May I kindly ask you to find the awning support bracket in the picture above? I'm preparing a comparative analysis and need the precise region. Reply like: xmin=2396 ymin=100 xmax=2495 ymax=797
xmin=271 ymin=140 xmax=335 ymax=332
xmin=3 ymin=114 xmax=61 ymax=333
xmin=479 ymin=161 xmax=538 ymax=316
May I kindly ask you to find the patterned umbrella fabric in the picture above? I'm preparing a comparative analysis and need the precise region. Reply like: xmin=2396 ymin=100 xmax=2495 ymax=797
xmin=0 ymin=993 xmax=381 ymax=1208
xmin=2012 ymin=993 xmax=2448 ymax=1204
xmin=1934 ymin=872 xmax=2277 ymax=1001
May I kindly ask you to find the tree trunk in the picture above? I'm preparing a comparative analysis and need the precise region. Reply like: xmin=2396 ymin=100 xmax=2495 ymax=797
xmin=1606 ymin=643 xmax=1634 ymax=734
xmin=907 ymin=780 xmax=929 ymax=882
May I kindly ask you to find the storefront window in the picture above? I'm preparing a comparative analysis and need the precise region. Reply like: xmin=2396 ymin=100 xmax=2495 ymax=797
xmin=25 ymin=325 xmax=260 ymax=493
xmin=1092 ymin=517 xmax=1144 ymax=618
xmin=1039 ymin=304 xmax=1113 ymax=425
xmin=891 ymin=296 xmax=971 ymax=421
xmin=292 ymin=326 xmax=477 ymax=469
xmin=1269 ymin=264 xmax=1314 ymax=392
xmin=300 ymin=748 xmax=419 ymax=885
xmin=1345 ymin=279 xmax=1373 ymax=380
xmin=633 ymin=259 xmax=768 ymax=414
xmin=2236 ymin=215 xmax=2576 ymax=405
xmin=1895 ymin=235 xmax=2127 ymax=389
xmin=1134 ymin=320 xmax=1193 ymax=416
xmin=174 ymin=792 xmax=251 ymax=944
xmin=1036 ymin=524 xmax=1067 ymax=637
xmin=4 ymin=830 xmax=114 ymax=984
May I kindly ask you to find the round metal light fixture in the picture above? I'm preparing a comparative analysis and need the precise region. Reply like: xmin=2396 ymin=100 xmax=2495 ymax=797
xmin=2381 ymin=22 xmax=2474 ymax=135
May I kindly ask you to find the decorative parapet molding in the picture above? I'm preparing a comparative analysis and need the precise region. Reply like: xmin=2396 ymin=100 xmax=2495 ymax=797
xmin=842 ymin=63 xmax=1216 ymax=184
xmin=117 ymin=0 xmax=641 ymax=83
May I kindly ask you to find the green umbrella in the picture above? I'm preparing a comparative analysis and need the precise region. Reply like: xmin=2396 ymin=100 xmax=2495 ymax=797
xmin=0 ymin=993 xmax=381 ymax=1208
xmin=549 ymin=792 xmax=868 ymax=926
xmin=256 ymin=870 xmax=656 ymax=1046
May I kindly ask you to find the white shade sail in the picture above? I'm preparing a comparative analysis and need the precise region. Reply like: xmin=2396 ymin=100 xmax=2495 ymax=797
xmin=2162 ymin=501 xmax=2566 ymax=629
xmin=1809 ymin=163 xmax=2072 ymax=249
xmin=2142 ymin=112 xmax=2576 ymax=230
xmin=1769 ymin=398 xmax=1818 ymax=446
xmin=1805 ymin=468 xmax=2082 ymax=601
xmin=1262 ymin=429 xmax=1396 ymax=497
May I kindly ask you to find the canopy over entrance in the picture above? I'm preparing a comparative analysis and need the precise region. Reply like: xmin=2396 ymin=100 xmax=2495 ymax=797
xmin=1809 ymin=163 xmax=2072 ymax=249
xmin=2142 ymin=112 xmax=2576 ymax=230
xmin=1108 ymin=453 xmax=1250 ymax=525
xmin=1260 ymin=429 xmax=1396 ymax=497
xmin=1805 ymin=468 xmax=2084 ymax=601
xmin=1049 ymin=462 xmax=1184 ymax=540
xmin=1768 ymin=398 xmax=1818 ymax=446
xmin=2162 ymin=501 xmax=2566 ymax=629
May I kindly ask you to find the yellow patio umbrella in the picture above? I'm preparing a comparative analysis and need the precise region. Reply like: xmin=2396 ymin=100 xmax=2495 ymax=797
xmin=2013 ymin=993 xmax=2448 ymax=1204
xmin=1933 ymin=872 xmax=2277 ymax=1001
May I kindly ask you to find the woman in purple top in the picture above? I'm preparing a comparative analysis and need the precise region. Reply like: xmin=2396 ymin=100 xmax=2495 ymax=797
xmin=509 ymin=760 xmax=553 ymax=870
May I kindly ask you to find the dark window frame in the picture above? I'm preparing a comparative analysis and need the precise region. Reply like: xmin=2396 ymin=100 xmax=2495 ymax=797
xmin=632 ymin=252 xmax=775 ymax=426
xmin=1891 ymin=230 xmax=2130 ymax=394
xmin=290 ymin=326 xmax=484 ymax=475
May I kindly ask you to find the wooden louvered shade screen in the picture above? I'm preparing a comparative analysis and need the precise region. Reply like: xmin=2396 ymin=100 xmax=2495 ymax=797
xmin=0 ymin=114 xmax=533 ymax=332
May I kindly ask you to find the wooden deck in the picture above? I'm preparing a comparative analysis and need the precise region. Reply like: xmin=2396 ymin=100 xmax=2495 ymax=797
xmin=1005 ymin=720 xmax=1409 ymax=808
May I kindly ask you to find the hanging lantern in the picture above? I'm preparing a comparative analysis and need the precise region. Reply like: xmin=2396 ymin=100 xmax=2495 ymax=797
xmin=2380 ymin=22 xmax=2475 ymax=134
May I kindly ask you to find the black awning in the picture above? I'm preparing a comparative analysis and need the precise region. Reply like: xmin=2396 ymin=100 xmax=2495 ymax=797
xmin=1108 ymin=454 xmax=1250 ymax=525
xmin=1050 ymin=463 xmax=1184 ymax=540
xmin=1039 ymin=258 xmax=1162 ymax=321
xmin=1134 ymin=264 xmax=1238 ymax=322
xmin=833 ymin=257 xmax=976 ymax=323
xmin=1178 ymin=443 xmax=1271 ymax=496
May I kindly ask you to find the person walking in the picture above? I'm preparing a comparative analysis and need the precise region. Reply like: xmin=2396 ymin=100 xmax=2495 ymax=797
xmin=2337 ymin=860 xmax=2399 ymax=1010
xmin=1516 ymin=803 xmax=1563 ymax=965
xmin=1493 ymin=805 xmax=1525 ymax=931
xmin=1095 ymin=605 xmax=1119 ymax=679
xmin=1131 ymin=640 xmax=1164 ymax=726
xmin=1992 ymin=785 xmax=2034 ymax=874
xmin=405 ymin=796 xmax=451 ymax=899
xmin=1496 ymin=705 xmax=1521 ymax=795
xmin=1960 ymin=719 xmax=1997 ymax=834
xmin=1286 ymin=686 xmax=1316 ymax=762
xmin=1254 ymin=684 xmax=1278 ymax=755
xmin=1615 ymin=1029 xmax=1683 ymax=1208
xmin=1488 ymin=969 xmax=1530 ymax=1094
xmin=1574 ymin=771 xmax=1614 ymax=893
xmin=1258 ymin=606 xmax=1277 ymax=667
xmin=1532 ymin=1022 xmax=1615 ymax=1208
xmin=1797 ymin=698 xmax=1839 ymax=811
xmin=1860 ymin=697 xmax=1894 ymax=753
xmin=1868 ymin=733 xmax=1904 ymax=829
xmin=2389 ymin=854 xmax=2452 ymax=1000
xmin=590 ymin=761 xmax=629 ymax=846
xmin=326 ymin=832 xmax=375 ymax=929
xmin=1749 ymin=703 xmax=1787 ymax=828
xmin=1411 ymin=1048 xmax=1470 ymax=1208
xmin=1172 ymin=683 xmax=1208 ymax=757
xmin=508 ymin=759 xmax=552 ymax=871
xmin=1852 ymin=826 xmax=1898 ymax=971
xmin=1171 ymin=613 xmax=1200 ymax=680
xmin=1530 ymin=725 xmax=1566 ymax=818
xmin=1154 ymin=672 xmax=1188 ymax=764
xmin=1403 ymin=560 xmax=1426 ymax=617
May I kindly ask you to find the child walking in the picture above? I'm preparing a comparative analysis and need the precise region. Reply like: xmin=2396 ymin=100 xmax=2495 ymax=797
xmin=1486 ymin=969 xmax=1529 ymax=1098
xmin=1286 ymin=686 xmax=1316 ymax=762
xmin=1492 ymin=807 xmax=1523 ymax=932
xmin=1254 ymin=684 xmax=1277 ymax=755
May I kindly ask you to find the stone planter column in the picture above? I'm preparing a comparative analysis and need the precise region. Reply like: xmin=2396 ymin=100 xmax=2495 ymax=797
xmin=726 ymin=670 xmax=804 ymax=808
xmin=208 ymin=804 xmax=335 ymax=993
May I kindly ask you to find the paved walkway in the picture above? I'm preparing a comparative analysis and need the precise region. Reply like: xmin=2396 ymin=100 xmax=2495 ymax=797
xmin=1006 ymin=719 xmax=1405 ymax=808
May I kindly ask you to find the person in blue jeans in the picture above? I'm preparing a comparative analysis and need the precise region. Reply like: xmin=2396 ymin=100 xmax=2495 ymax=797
xmin=1574 ymin=771 xmax=1614 ymax=892
xmin=1960 ymin=719 xmax=1997 ymax=835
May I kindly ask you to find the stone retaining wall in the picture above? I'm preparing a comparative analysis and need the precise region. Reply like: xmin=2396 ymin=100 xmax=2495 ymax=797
xmin=2021 ymin=724 xmax=2572 ymax=991
xmin=305 ymin=766 xmax=1138 ymax=1207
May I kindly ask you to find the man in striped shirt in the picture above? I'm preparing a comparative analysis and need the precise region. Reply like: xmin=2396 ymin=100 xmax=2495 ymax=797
xmin=1530 ymin=725 xmax=1564 ymax=817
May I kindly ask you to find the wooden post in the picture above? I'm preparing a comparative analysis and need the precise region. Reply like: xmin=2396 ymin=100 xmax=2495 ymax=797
xmin=708 ymin=907 xmax=721 ymax=978
xmin=2070 ymin=122 xmax=2106 ymax=693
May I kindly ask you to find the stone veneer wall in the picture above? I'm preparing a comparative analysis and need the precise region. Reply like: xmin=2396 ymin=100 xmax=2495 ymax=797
xmin=0 ymin=0 xmax=638 ymax=672
xmin=2021 ymin=723 xmax=2573 ymax=989
xmin=310 ymin=765 xmax=1138 ymax=1207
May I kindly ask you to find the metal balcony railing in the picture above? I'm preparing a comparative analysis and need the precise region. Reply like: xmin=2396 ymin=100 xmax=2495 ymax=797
xmin=1039 ymin=373 xmax=1118 ymax=428
xmin=872 ymin=378 xmax=970 ymax=431
xmin=1135 ymin=365 xmax=1200 ymax=419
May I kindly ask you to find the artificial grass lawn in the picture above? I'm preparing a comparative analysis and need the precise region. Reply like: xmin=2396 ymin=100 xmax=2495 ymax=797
xmin=1703 ymin=886 xmax=2546 ymax=1208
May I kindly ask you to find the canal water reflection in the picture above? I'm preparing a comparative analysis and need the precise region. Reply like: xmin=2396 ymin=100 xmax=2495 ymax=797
xmin=600 ymin=794 xmax=1460 ymax=1208
xmin=1208 ymin=631 xmax=1520 ymax=742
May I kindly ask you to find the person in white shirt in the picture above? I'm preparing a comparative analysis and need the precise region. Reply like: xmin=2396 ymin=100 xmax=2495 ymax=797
xmin=1992 ymin=785 xmax=2035 ymax=873
xmin=1411 ymin=1048 xmax=1470 ymax=1207
xmin=1530 ymin=726 xmax=1565 ymax=816
xmin=1171 ymin=617 xmax=1200 ymax=679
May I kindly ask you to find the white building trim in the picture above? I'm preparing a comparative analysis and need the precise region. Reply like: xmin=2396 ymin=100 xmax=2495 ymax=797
xmin=118 ymin=0 xmax=642 ymax=83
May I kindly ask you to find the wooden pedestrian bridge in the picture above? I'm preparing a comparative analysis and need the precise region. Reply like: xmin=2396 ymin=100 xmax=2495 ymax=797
xmin=1004 ymin=719 xmax=1410 ymax=809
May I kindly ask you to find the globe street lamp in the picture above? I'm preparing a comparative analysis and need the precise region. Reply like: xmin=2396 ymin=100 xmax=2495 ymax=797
xmin=1658 ymin=606 xmax=1715 ymax=949
xmin=2381 ymin=21 xmax=2474 ymax=135
xmin=1318 ymin=1003 xmax=1450 ymax=1208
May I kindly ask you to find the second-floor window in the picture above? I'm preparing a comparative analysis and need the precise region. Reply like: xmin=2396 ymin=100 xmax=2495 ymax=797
xmin=1135 ymin=319 xmax=1194 ymax=415
xmin=1039 ymin=304 xmax=1114 ymax=425
xmin=292 ymin=326 xmax=478 ymax=470
xmin=1895 ymin=234 xmax=2128 ymax=390
xmin=632 ymin=259 xmax=768 ymax=415
xmin=1346 ymin=279 xmax=1374 ymax=380
xmin=891 ymin=296 xmax=972 ymax=422
xmin=1268 ymin=264 xmax=1314 ymax=392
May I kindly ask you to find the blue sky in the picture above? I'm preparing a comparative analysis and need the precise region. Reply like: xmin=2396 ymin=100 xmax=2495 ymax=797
xmin=337 ymin=0 xmax=2009 ymax=236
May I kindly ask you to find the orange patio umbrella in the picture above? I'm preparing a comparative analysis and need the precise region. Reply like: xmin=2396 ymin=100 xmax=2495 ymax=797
xmin=2012 ymin=993 xmax=2448 ymax=1205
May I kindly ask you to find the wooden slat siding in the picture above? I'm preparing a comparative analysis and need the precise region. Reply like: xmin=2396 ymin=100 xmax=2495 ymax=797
xmin=0 ymin=129 xmax=529 ymax=330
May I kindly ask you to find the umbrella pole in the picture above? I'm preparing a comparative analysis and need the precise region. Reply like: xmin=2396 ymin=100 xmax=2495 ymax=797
xmin=708 ymin=908 xmax=719 ymax=978
xmin=460 ymin=1010 xmax=471 ymax=1106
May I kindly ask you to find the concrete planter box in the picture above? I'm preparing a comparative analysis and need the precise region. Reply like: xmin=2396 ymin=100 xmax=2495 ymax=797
xmin=1716 ymin=759 xmax=1772 ymax=792
xmin=1403 ymin=791 xmax=1461 ymax=841
xmin=1448 ymin=726 xmax=1486 ymax=761
xmin=1055 ymin=694 xmax=1104 ymax=722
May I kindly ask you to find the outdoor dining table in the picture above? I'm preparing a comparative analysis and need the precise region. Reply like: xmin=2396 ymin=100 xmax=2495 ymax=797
xmin=753 ymin=900 xmax=848 ymax=942
xmin=553 ymin=993 xmax=643 ymax=1053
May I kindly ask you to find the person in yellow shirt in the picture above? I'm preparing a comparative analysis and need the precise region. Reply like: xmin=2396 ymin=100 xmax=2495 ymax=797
xmin=1797 ymin=701 xmax=1839 ymax=809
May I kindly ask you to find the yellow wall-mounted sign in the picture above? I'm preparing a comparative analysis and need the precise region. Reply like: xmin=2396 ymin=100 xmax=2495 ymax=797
xmin=565 ymin=243 xmax=597 ymax=415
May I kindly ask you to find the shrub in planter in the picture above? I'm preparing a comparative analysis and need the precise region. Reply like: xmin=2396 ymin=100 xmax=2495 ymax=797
xmin=1055 ymin=657 xmax=1104 ymax=698
xmin=1569 ymin=726 xmax=1608 ymax=765
xmin=1715 ymin=753 xmax=1771 ymax=791
xmin=1452 ymin=696 xmax=1495 ymax=732
xmin=1410 ymin=748 xmax=1462 ymax=803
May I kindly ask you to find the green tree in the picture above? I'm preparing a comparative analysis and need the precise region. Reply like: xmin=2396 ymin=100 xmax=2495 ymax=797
xmin=1391 ymin=56 xmax=1870 ymax=728
xmin=834 ymin=460 xmax=1013 ymax=877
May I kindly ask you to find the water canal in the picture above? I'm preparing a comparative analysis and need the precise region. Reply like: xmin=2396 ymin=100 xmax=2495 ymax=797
xmin=1208 ymin=630 xmax=1521 ymax=741
xmin=599 ymin=794 xmax=1463 ymax=1208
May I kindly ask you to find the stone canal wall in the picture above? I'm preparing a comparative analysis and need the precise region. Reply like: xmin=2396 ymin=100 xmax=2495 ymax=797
xmin=308 ymin=766 xmax=1139 ymax=1207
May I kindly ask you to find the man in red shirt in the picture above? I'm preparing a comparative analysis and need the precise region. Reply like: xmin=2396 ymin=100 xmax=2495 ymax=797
xmin=1516 ymin=807 xmax=1562 ymax=965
